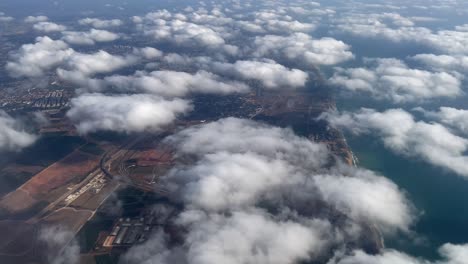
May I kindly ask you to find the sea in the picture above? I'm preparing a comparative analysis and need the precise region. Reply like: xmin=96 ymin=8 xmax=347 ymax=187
xmin=345 ymin=133 xmax=468 ymax=260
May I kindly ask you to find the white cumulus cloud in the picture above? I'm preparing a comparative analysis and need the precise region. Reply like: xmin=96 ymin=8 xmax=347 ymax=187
xmin=24 ymin=15 xmax=48 ymax=23
xmin=61 ymin=29 xmax=119 ymax=45
xmin=321 ymin=108 xmax=468 ymax=178
xmin=33 ymin=21 xmax=66 ymax=32
xmin=78 ymin=18 xmax=123 ymax=28
xmin=67 ymin=93 xmax=192 ymax=134
xmin=330 ymin=58 xmax=462 ymax=103
xmin=0 ymin=110 xmax=37 ymax=152
xmin=252 ymin=33 xmax=354 ymax=68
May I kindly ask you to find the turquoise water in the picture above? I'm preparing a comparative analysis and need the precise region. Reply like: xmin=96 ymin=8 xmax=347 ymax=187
xmin=333 ymin=65 xmax=468 ymax=259
xmin=330 ymin=31 xmax=468 ymax=256
xmin=346 ymin=134 xmax=468 ymax=259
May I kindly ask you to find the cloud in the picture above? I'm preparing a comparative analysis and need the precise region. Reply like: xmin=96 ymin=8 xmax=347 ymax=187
xmin=335 ymin=13 xmax=416 ymax=38
xmin=63 ymin=70 xmax=250 ymax=97
xmin=39 ymin=227 xmax=78 ymax=263
xmin=209 ymin=60 xmax=309 ymax=89
xmin=135 ymin=10 xmax=239 ymax=55
xmin=67 ymin=93 xmax=192 ymax=134
xmin=0 ymin=110 xmax=37 ymax=152
xmin=313 ymin=171 xmax=414 ymax=233
xmin=167 ymin=152 xmax=294 ymax=211
xmin=78 ymin=18 xmax=123 ymax=28
xmin=334 ymin=13 xmax=468 ymax=55
xmin=131 ymin=7 xmax=350 ymax=63
xmin=24 ymin=15 xmax=48 ymax=23
xmin=0 ymin=12 xmax=13 ymax=22
xmin=133 ymin=47 xmax=164 ymax=59
xmin=6 ymin=36 xmax=74 ymax=78
xmin=455 ymin=24 xmax=468 ymax=31
xmin=330 ymin=58 xmax=462 ymax=103
xmin=328 ymin=243 xmax=468 ymax=264
xmin=157 ymin=54 xmax=308 ymax=90
xmin=6 ymin=37 xmax=156 ymax=78
xmin=120 ymin=230 xmax=173 ymax=264
xmin=123 ymin=210 xmax=329 ymax=264
xmin=165 ymin=118 xmax=328 ymax=167
xmin=120 ymin=118 xmax=414 ymax=263
xmin=38 ymin=226 xmax=79 ymax=264
xmin=182 ymin=8 xmax=233 ymax=29
xmin=421 ymin=107 xmax=468 ymax=135
xmin=176 ymin=210 xmax=328 ymax=264
xmin=425 ymin=28 xmax=468 ymax=55
xmin=61 ymin=29 xmax=119 ymax=45
xmin=89 ymin=48 xmax=161 ymax=72
xmin=412 ymin=53 xmax=468 ymax=73
xmin=166 ymin=118 xmax=412 ymax=227
xmin=60 ymin=50 xmax=139 ymax=76
xmin=321 ymin=108 xmax=468 ymax=178
xmin=252 ymin=33 xmax=354 ymax=68
xmin=237 ymin=10 xmax=316 ymax=34
xmin=218 ymin=6 xmax=316 ymax=35
xmin=6 ymin=2 xmax=468 ymax=263
xmin=33 ymin=21 xmax=66 ymax=32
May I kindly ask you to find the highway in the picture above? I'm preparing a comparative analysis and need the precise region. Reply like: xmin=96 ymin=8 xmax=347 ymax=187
xmin=99 ymin=136 xmax=170 ymax=196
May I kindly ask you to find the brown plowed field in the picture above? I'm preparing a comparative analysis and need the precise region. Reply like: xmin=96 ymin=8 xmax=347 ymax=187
xmin=41 ymin=207 xmax=93 ymax=231
xmin=136 ymin=149 xmax=173 ymax=167
xmin=0 ymin=150 xmax=100 ymax=215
